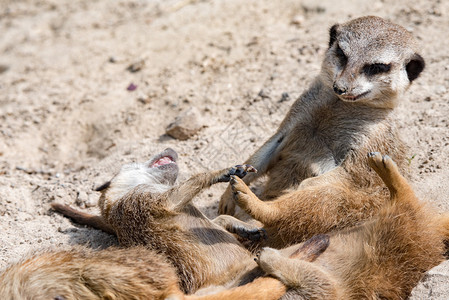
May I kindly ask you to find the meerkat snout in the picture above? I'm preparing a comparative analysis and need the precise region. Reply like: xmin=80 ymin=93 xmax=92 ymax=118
xmin=332 ymin=83 xmax=346 ymax=96
xmin=97 ymin=148 xmax=180 ymax=218
xmin=323 ymin=16 xmax=425 ymax=107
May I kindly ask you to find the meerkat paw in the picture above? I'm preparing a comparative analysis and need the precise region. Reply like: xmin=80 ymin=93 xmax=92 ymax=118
xmin=230 ymin=175 xmax=254 ymax=207
xmin=229 ymin=174 xmax=251 ymax=190
xmin=212 ymin=215 xmax=267 ymax=242
xmin=367 ymin=152 xmax=399 ymax=182
xmin=233 ymin=226 xmax=267 ymax=242
xmin=368 ymin=152 xmax=408 ymax=196
xmin=229 ymin=175 xmax=272 ymax=222
xmin=217 ymin=164 xmax=257 ymax=183
xmin=367 ymin=152 xmax=396 ymax=173
xmin=255 ymin=247 xmax=285 ymax=275
xmin=218 ymin=165 xmax=256 ymax=215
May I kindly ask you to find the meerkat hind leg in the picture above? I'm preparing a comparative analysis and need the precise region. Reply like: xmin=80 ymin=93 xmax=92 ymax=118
xmin=367 ymin=152 xmax=412 ymax=199
xmin=230 ymin=175 xmax=279 ymax=224
xmin=255 ymin=247 xmax=337 ymax=298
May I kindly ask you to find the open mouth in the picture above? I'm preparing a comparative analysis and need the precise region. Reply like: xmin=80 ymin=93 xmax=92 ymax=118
xmin=151 ymin=156 xmax=176 ymax=168
xmin=149 ymin=148 xmax=178 ymax=168
xmin=340 ymin=90 xmax=369 ymax=101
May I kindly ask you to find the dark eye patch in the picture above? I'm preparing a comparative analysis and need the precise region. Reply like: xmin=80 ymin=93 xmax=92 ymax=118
xmin=363 ymin=63 xmax=391 ymax=76
xmin=335 ymin=45 xmax=347 ymax=66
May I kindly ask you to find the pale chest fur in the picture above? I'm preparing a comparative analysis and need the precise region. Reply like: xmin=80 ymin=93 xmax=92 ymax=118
xmin=271 ymin=97 xmax=393 ymax=186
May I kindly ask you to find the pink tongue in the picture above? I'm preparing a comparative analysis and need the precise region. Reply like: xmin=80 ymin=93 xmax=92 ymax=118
xmin=152 ymin=157 xmax=173 ymax=167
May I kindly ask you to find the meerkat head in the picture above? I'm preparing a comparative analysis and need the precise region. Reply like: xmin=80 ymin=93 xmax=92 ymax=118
xmin=321 ymin=16 xmax=425 ymax=108
xmin=96 ymin=148 xmax=179 ymax=215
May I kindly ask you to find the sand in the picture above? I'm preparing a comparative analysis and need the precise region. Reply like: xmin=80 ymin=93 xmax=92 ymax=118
xmin=1 ymin=0 xmax=448 ymax=297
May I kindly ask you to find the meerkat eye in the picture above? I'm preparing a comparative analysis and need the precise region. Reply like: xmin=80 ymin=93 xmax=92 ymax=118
xmin=363 ymin=63 xmax=391 ymax=76
xmin=335 ymin=45 xmax=347 ymax=66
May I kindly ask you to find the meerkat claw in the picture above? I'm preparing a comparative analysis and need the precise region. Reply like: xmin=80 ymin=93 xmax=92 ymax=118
xmin=218 ymin=165 xmax=257 ymax=183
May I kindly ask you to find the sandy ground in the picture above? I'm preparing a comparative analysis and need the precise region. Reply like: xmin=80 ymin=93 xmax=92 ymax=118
xmin=1 ymin=0 xmax=448 ymax=297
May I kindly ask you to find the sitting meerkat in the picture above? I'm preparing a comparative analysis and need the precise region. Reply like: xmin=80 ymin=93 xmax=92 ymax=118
xmin=247 ymin=152 xmax=449 ymax=299
xmin=0 ymin=246 xmax=286 ymax=300
xmin=219 ymin=16 xmax=426 ymax=248
xmin=50 ymin=148 xmax=288 ymax=298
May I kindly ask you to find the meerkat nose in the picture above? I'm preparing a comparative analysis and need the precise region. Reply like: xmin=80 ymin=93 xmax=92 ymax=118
xmin=333 ymin=84 xmax=346 ymax=95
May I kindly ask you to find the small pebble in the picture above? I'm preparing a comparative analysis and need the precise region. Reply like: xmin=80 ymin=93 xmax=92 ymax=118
xmin=291 ymin=14 xmax=305 ymax=26
xmin=166 ymin=107 xmax=203 ymax=140
xmin=127 ymin=83 xmax=137 ymax=91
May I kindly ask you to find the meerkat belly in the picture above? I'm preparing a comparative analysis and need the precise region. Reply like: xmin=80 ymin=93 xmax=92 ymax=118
xmin=278 ymin=133 xmax=337 ymax=177
xmin=265 ymin=119 xmax=357 ymax=195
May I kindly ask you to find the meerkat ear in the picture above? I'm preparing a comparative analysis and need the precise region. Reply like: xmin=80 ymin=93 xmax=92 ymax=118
xmin=406 ymin=53 xmax=425 ymax=82
xmin=329 ymin=24 xmax=339 ymax=48
xmin=95 ymin=181 xmax=111 ymax=192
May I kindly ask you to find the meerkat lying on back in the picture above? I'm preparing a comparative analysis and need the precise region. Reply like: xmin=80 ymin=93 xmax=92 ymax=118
xmin=49 ymin=148 xmax=287 ymax=299
xmin=219 ymin=16 xmax=426 ymax=248
xmin=250 ymin=153 xmax=449 ymax=299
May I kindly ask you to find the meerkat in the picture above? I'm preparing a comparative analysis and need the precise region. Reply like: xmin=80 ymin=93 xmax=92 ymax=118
xmin=0 ymin=246 xmax=184 ymax=300
xmin=0 ymin=246 xmax=286 ymax=300
xmin=218 ymin=16 xmax=426 ymax=248
xmin=51 ymin=148 xmax=288 ymax=298
xmin=49 ymin=150 xmax=449 ymax=299
xmin=248 ymin=152 xmax=449 ymax=299
xmin=50 ymin=149 xmax=448 ymax=299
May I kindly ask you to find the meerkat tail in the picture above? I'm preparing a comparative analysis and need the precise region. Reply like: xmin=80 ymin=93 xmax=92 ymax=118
xmin=51 ymin=203 xmax=115 ymax=235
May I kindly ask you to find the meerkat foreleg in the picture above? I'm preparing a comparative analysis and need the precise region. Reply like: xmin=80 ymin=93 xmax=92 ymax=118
xmin=243 ymin=132 xmax=286 ymax=182
xmin=219 ymin=132 xmax=286 ymax=215
xmin=168 ymin=165 xmax=256 ymax=211
xmin=218 ymin=102 xmax=302 ymax=215
xmin=212 ymin=214 xmax=267 ymax=241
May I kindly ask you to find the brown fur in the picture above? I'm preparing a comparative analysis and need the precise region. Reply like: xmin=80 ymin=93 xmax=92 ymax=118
xmin=49 ymin=149 xmax=448 ymax=298
xmin=99 ymin=167 xmax=260 ymax=293
xmin=219 ymin=16 xmax=426 ymax=248
xmin=51 ymin=151 xmax=290 ymax=298
xmin=51 ymin=203 xmax=115 ymax=235
xmin=251 ymin=153 xmax=449 ymax=299
xmin=0 ymin=246 xmax=184 ymax=300
xmin=0 ymin=246 xmax=286 ymax=300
